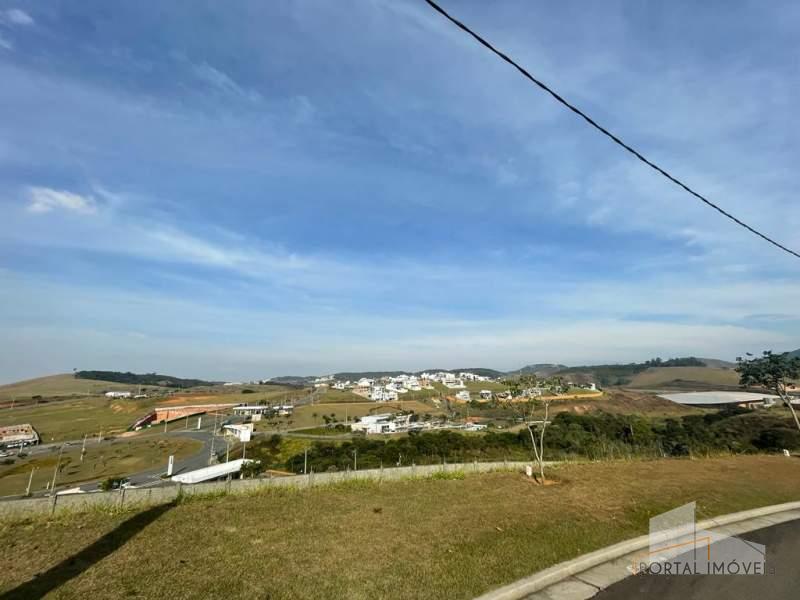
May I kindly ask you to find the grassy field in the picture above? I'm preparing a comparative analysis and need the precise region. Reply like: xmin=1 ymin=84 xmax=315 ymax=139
xmin=627 ymin=366 xmax=740 ymax=390
xmin=1 ymin=455 xmax=798 ymax=599
xmin=445 ymin=390 xmax=700 ymax=426
xmin=0 ymin=397 xmax=163 ymax=443
xmin=312 ymin=389 xmax=371 ymax=403
xmin=548 ymin=389 xmax=703 ymax=417
xmin=0 ymin=436 xmax=202 ymax=497
xmin=0 ymin=374 xmax=172 ymax=403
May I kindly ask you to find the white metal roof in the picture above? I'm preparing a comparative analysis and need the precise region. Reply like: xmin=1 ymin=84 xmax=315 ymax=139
xmin=171 ymin=459 xmax=253 ymax=484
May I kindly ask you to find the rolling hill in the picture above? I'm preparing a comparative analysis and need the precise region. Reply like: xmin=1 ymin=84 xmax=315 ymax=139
xmin=0 ymin=373 xmax=156 ymax=401
xmin=507 ymin=363 xmax=568 ymax=377
xmin=625 ymin=366 xmax=740 ymax=390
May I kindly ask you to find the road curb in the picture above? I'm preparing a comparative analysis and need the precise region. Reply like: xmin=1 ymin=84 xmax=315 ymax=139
xmin=475 ymin=500 xmax=800 ymax=600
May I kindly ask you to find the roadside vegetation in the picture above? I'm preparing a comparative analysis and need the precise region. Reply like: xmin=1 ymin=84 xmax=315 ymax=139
xmin=233 ymin=406 xmax=800 ymax=474
xmin=0 ymin=436 xmax=202 ymax=497
xmin=1 ymin=456 xmax=799 ymax=599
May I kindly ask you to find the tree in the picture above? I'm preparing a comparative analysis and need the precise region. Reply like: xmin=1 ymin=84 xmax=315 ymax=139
xmin=508 ymin=375 xmax=551 ymax=483
xmin=737 ymin=351 xmax=800 ymax=433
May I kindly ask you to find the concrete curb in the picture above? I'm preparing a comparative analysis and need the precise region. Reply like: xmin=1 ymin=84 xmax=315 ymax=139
xmin=476 ymin=500 xmax=800 ymax=600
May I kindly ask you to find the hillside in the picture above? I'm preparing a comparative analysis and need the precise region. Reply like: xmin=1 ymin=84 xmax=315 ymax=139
xmin=0 ymin=374 xmax=154 ymax=402
xmin=75 ymin=370 xmax=217 ymax=388
xmin=625 ymin=366 xmax=740 ymax=390
xmin=507 ymin=363 xmax=567 ymax=377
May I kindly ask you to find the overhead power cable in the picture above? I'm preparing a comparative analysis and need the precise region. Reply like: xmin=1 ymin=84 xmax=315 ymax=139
xmin=425 ymin=0 xmax=800 ymax=261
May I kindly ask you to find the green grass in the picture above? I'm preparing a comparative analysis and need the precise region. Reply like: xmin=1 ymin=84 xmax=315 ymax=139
xmin=0 ymin=397 xmax=163 ymax=443
xmin=313 ymin=389 xmax=371 ymax=403
xmin=0 ymin=374 xmax=172 ymax=403
xmin=290 ymin=426 xmax=351 ymax=436
xmin=1 ymin=455 xmax=799 ymax=598
xmin=0 ymin=436 xmax=202 ymax=497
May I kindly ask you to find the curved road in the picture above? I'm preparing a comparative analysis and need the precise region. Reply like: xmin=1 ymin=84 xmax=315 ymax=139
xmin=594 ymin=519 xmax=800 ymax=600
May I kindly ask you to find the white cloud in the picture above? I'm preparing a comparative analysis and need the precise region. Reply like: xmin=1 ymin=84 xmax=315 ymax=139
xmin=26 ymin=187 xmax=97 ymax=215
xmin=191 ymin=62 xmax=261 ymax=102
xmin=3 ymin=9 xmax=34 ymax=26
xmin=0 ymin=33 xmax=11 ymax=50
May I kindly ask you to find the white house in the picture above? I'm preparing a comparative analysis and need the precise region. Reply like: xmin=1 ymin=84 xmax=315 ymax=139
xmin=479 ymin=390 xmax=492 ymax=400
xmin=351 ymin=413 xmax=397 ymax=434
xmin=464 ymin=422 xmax=487 ymax=431
xmin=370 ymin=386 xmax=398 ymax=402
xmin=105 ymin=391 xmax=132 ymax=399
xmin=455 ymin=390 xmax=471 ymax=402
xmin=444 ymin=379 xmax=466 ymax=390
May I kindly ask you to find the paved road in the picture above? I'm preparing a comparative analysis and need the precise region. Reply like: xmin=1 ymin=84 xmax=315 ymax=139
xmin=77 ymin=430 xmax=222 ymax=491
xmin=2 ymin=428 xmax=224 ymax=497
xmin=595 ymin=519 xmax=800 ymax=600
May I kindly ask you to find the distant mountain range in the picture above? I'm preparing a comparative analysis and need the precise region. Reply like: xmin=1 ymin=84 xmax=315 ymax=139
xmin=272 ymin=356 xmax=748 ymax=385
xmin=69 ymin=350 xmax=799 ymax=390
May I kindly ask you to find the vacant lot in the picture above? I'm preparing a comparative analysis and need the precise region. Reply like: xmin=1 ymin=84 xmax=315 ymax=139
xmin=0 ymin=396 xmax=165 ymax=443
xmin=627 ymin=366 xmax=740 ymax=390
xmin=0 ymin=374 xmax=169 ymax=404
xmin=1 ymin=455 xmax=798 ymax=599
xmin=549 ymin=389 xmax=703 ymax=417
xmin=0 ymin=436 xmax=202 ymax=497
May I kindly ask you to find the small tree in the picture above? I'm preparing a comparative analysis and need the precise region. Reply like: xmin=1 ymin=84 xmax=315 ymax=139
xmin=509 ymin=375 xmax=551 ymax=483
xmin=737 ymin=351 xmax=800 ymax=433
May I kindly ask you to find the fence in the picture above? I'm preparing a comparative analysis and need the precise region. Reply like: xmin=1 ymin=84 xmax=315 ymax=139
xmin=0 ymin=460 xmax=534 ymax=518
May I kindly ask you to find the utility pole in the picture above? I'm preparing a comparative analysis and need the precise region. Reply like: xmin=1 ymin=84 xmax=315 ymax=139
xmin=80 ymin=434 xmax=87 ymax=463
xmin=97 ymin=430 xmax=102 ymax=443
xmin=353 ymin=448 xmax=358 ymax=471
xmin=304 ymin=448 xmax=308 ymax=474
xmin=225 ymin=438 xmax=230 ymax=463
xmin=25 ymin=467 xmax=36 ymax=496
xmin=50 ymin=445 xmax=65 ymax=495
xmin=163 ymin=411 xmax=169 ymax=433
xmin=208 ymin=411 xmax=219 ymax=465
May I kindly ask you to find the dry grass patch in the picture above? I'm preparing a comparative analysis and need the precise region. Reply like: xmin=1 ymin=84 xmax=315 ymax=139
xmin=1 ymin=456 xmax=799 ymax=599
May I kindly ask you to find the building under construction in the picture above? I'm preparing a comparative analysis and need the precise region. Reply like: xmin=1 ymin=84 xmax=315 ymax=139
xmin=0 ymin=423 xmax=40 ymax=449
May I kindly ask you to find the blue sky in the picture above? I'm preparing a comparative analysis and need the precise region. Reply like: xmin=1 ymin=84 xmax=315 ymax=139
xmin=1 ymin=1 xmax=799 ymax=382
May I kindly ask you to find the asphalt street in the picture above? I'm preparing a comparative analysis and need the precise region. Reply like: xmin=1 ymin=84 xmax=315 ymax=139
xmin=594 ymin=519 xmax=800 ymax=600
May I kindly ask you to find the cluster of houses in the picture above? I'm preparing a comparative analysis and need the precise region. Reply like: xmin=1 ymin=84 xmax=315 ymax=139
xmin=314 ymin=371 xmax=497 ymax=403
xmin=350 ymin=413 xmax=487 ymax=435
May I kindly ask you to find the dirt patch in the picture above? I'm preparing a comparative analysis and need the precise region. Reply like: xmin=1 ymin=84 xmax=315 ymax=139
xmin=156 ymin=395 xmax=217 ymax=406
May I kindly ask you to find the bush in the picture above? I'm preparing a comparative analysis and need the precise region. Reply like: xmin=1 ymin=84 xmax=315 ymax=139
xmin=99 ymin=477 xmax=128 ymax=491
xmin=753 ymin=428 xmax=800 ymax=451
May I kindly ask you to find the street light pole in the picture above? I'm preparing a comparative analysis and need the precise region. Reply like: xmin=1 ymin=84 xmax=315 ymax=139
xmin=50 ymin=445 xmax=65 ymax=494
xmin=25 ymin=467 xmax=36 ymax=496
